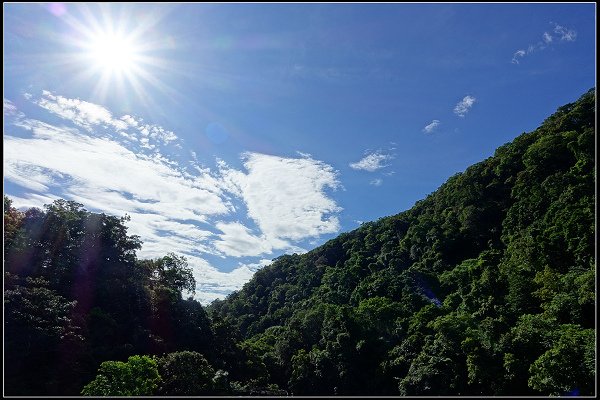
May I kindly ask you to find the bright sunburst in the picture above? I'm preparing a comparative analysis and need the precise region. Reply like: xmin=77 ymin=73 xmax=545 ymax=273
xmin=87 ymin=32 xmax=139 ymax=73
xmin=51 ymin=3 xmax=176 ymax=106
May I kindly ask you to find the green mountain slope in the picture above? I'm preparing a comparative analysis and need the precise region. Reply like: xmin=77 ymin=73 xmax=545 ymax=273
xmin=3 ymin=89 xmax=595 ymax=396
xmin=208 ymin=88 xmax=596 ymax=396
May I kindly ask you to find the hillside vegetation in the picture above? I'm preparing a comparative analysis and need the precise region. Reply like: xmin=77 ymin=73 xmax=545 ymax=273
xmin=208 ymin=88 xmax=596 ymax=396
xmin=3 ymin=88 xmax=595 ymax=396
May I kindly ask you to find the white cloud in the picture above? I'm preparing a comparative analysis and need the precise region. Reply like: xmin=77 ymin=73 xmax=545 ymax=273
xmin=5 ymin=121 xmax=230 ymax=221
xmin=511 ymin=23 xmax=576 ymax=64
xmin=211 ymin=220 xmax=304 ymax=258
xmin=296 ymin=151 xmax=313 ymax=158
xmin=4 ymin=160 xmax=58 ymax=192
xmin=5 ymin=92 xmax=343 ymax=304
xmin=453 ymin=96 xmax=476 ymax=117
xmin=5 ymin=117 xmax=234 ymax=303
xmin=8 ymin=192 xmax=60 ymax=210
xmin=121 ymin=114 xmax=139 ymax=127
xmin=350 ymin=151 xmax=392 ymax=172
xmin=219 ymin=153 xmax=342 ymax=242
xmin=34 ymin=90 xmax=179 ymax=147
xmin=422 ymin=119 xmax=441 ymax=134
xmin=139 ymin=124 xmax=178 ymax=145
xmin=213 ymin=221 xmax=278 ymax=257
xmin=370 ymin=178 xmax=383 ymax=186
xmin=193 ymin=258 xmax=273 ymax=304
xmin=122 ymin=212 xmax=215 ymax=259
xmin=36 ymin=92 xmax=116 ymax=131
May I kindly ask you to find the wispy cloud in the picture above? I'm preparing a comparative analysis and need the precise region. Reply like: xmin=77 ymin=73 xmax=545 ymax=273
xmin=453 ymin=96 xmax=476 ymax=117
xmin=422 ymin=119 xmax=441 ymax=134
xmin=511 ymin=49 xmax=527 ymax=64
xmin=370 ymin=178 xmax=383 ymax=186
xmin=37 ymin=90 xmax=128 ymax=133
xmin=4 ymin=99 xmax=22 ymax=117
xmin=512 ymin=22 xmax=577 ymax=64
xmin=553 ymin=23 xmax=577 ymax=41
xmin=6 ymin=118 xmax=230 ymax=221
xmin=34 ymin=91 xmax=179 ymax=148
xmin=350 ymin=151 xmax=393 ymax=172
xmin=4 ymin=93 xmax=342 ymax=304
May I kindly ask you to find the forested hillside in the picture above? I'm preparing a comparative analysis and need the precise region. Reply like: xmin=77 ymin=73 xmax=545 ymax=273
xmin=208 ymin=88 xmax=596 ymax=396
xmin=3 ymin=88 xmax=595 ymax=396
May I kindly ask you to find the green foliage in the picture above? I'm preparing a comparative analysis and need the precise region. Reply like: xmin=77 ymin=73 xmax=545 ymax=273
xmin=5 ymin=89 xmax=595 ymax=396
xmin=81 ymin=355 xmax=161 ymax=396
xmin=4 ymin=276 xmax=82 ymax=343
xmin=3 ymin=198 xmax=214 ymax=395
xmin=209 ymin=88 xmax=596 ymax=396
xmin=4 ymin=276 xmax=84 ymax=395
xmin=528 ymin=325 xmax=595 ymax=395
xmin=3 ymin=195 xmax=26 ymax=257
xmin=156 ymin=351 xmax=216 ymax=395
xmin=140 ymin=253 xmax=196 ymax=297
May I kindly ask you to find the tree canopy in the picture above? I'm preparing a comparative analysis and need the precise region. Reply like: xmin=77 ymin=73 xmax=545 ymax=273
xmin=4 ymin=88 xmax=595 ymax=396
xmin=208 ymin=88 xmax=596 ymax=396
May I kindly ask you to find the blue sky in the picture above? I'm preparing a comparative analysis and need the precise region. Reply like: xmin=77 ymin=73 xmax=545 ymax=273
xmin=3 ymin=3 xmax=596 ymax=303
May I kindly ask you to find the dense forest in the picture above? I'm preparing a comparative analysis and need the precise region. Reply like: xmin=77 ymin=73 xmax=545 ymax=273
xmin=3 ymin=88 xmax=595 ymax=396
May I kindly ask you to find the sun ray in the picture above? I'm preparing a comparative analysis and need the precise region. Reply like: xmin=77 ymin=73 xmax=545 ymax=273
xmin=40 ymin=3 xmax=180 ymax=106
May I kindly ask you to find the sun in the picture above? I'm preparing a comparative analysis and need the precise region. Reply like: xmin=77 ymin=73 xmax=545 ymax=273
xmin=76 ymin=24 xmax=168 ymax=104
xmin=88 ymin=32 xmax=138 ymax=72
xmin=50 ymin=3 xmax=177 ymax=105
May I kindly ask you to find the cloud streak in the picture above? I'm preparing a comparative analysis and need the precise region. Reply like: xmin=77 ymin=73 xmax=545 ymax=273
xmin=349 ymin=151 xmax=393 ymax=172
xmin=512 ymin=22 xmax=577 ymax=64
